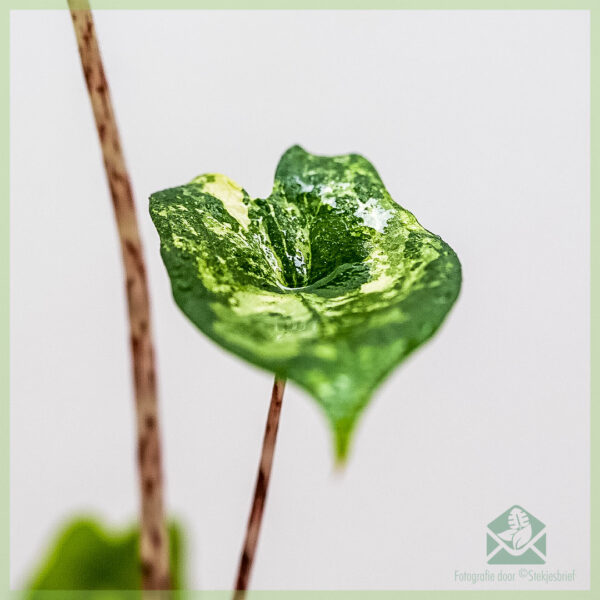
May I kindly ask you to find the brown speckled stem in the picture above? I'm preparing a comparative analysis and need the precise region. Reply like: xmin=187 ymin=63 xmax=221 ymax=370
xmin=67 ymin=0 xmax=170 ymax=590
xmin=234 ymin=378 xmax=286 ymax=599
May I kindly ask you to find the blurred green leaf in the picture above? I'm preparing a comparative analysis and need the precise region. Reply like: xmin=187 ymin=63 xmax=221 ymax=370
xmin=26 ymin=518 xmax=184 ymax=598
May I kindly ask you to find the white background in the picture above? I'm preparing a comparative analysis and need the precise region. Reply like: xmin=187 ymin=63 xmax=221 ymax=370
xmin=10 ymin=10 xmax=590 ymax=590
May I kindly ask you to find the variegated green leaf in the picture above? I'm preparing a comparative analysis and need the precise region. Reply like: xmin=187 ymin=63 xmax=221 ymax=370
xmin=150 ymin=146 xmax=461 ymax=460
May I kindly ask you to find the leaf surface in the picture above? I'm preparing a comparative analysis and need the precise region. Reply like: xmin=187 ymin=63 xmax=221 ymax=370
xmin=26 ymin=518 xmax=184 ymax=598
xmin=150 ymin=146 xmax=461 ymax=459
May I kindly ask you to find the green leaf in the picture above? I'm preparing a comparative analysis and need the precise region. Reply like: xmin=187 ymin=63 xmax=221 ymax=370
xmin=150 ymin=146 xmax=461 ymax=460
xmin=26 ymin=518 xmax=184 ymax=598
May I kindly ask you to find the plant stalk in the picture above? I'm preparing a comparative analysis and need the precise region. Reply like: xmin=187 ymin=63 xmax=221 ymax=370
xmin=67 ymin=1 xmax=170 ymax=590
xmin=234 ymin=378 xmax=286 ymax=598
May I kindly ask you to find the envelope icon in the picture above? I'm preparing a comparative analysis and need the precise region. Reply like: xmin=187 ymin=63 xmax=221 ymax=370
xmin=486 ymin=505 xmax=546 ymax=564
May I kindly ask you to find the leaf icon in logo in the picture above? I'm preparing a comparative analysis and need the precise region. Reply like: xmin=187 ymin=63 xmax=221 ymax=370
xmin=513 ymin=524 xmax=533 ymax=549
xmin=508 ymin=507 xmax=530 ymax=530
xmin=498 ymin=529 xmax=517 ymax=542
xmin=499 ymin=507 xmax=532 ymax=550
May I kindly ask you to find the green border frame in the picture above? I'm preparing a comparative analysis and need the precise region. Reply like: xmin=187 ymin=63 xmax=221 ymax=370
xmin=2 ymin=1 xmax=596 ymax=598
